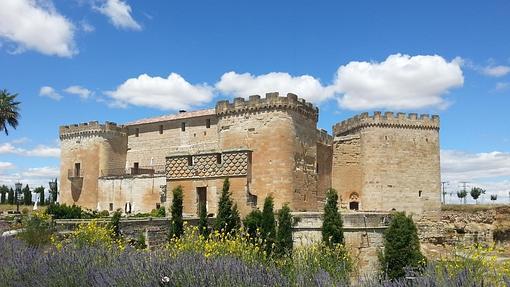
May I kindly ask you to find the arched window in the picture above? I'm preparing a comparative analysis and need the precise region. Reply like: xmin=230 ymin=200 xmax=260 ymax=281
xmin=349 ymin=192 xmax=360 ymax=210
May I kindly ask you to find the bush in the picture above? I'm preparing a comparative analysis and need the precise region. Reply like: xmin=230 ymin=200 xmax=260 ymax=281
xmin=108 ymin=210 xmax=122 ymax=239
xmin=261 ymin=196 xmax=276 ymax=255
xmin=275 ymin=203 xmax=293 ymax=257
xmin=214 ymin=178 xmax=241 ymax=234
xmin=198 ymin=202 xmax=209 ymax=237
xmin=322 ymin=188 xmax=344 ymax=246
xmin=380 ymin=212 xmax=425 ymax=279
xmin=61 ymin=220 xmax=122 ymax=249
xmin=243 ymin=209 xmax=263 ymax=240
xmin=169 ymin=186 xmax=184 ymax=239
xmin=150 ymin=206 xmax=166 ymax=217
xmin=45 ymin=203 xmax=82 ymax=219
xmin=17 ymin=211 xmax=53 ymax=246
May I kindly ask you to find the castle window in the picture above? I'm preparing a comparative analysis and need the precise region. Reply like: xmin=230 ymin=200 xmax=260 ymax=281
xmin=156 ymin=203 xmax=161 ymax=209
xmin=109 ymin=203 xmax=113 ymax=211
xmin=159 ymin=125 xmax=164 ymax=134
xmin=349 ymin=202 xmax=359 ymax=210
xmin=181 ymin=122 xmax=186 ymax=132
xmin=187 ymin=156 xmax=193 ymax=166
xmin=74 ymin=163 xmax=81 ymax=177
xmin=206 ymin=119 xmax=211 ymax=128
xmin=216 ymin=153 xmax=222 ymax=165
xmin=135 ymin=128 xmax=139 ymax=137
xmin=419 ymin=190 xmax=422 ymax=197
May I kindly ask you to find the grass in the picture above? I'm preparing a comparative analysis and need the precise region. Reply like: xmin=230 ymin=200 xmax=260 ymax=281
xmin=441 ymin=204 xmax=510 ymax=213
xmin=0 ymin=204 xmax=47 ymax=214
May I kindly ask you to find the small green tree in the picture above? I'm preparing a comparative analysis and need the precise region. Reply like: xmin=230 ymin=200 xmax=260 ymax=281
xmin=470 ymin=187 xmax=486 ymax=204
xmin=261 ymin=196 xmax=276 ymax=254
xmin=457 ymin=190 xmax=467 ymax=204
xmin=34 ymin=186 xmax=45 ymax=206
xmin=214 ymin=178 xmax=240 ymax=234
xmin=243 ymin=209 xmax=263 ymax=240
xmin=322 ymin=188 xmax=344 ymax=246
xmin=275 ymin=203 xmax=293 ymax=256
xmin=198 ymin=202 xmax=209 ymax=237
xmin=0 ymin=185 xmax=8 ymax=204
xmin=490 ymin=194 xmax=498 ymax=201
xmin=109 ymin=210 xmax=122 ymax=239
xmin=169 ymin=185 xmax=184 ymax=239
xmin=7 ymin=187 xmax=14 ymax=205
xmin=22 ymin=184 xmax=31 ymax=205
xmin=381 ymin=212 xmax=425 ymax=279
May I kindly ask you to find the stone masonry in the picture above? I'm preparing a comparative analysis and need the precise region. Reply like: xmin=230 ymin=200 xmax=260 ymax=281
xmin=59 ymin=92 xmax=441 ymax=219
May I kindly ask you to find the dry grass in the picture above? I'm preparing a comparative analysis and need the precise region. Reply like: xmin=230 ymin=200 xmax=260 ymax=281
xmin=0 ymin=204 xmax=47 ymax=214
xmin=441 ymin=204 xmax=510 ymax=213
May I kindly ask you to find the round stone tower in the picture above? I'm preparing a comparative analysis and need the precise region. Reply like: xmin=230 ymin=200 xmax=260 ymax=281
xmin=59 ymin=121 xmax=127 ymax=209
xmin=215 ymin=92 xmax=320 ymax=212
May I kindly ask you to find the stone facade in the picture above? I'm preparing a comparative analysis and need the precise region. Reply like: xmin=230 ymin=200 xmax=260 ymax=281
xmin=59 ymin=92 xmax=441 ymax=217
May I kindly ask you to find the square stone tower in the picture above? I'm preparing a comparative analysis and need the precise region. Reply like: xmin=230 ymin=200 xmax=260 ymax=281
xmin=331 ymin=112 xmax=441 ymax=217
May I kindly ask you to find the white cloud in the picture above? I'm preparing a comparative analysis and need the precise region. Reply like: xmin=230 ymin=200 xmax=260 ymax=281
xmin=105 ymin=73 xmax=214 ymax=110
xmin=216 ymin=72 xmax=335 ymax=103
xmin=482 ymin=65 xmax=510 ymax=77
xmin=80 ymin=21 xmax=95 ymax=33
xmin=39 ymin=86 xmax=62 ymax=101
xmin=64 ymin=85 xmax=93 ymax=99
xmin=495 ymin=82 xmax=510 ymax=92
xmin=0 ymin=142 xmax=60 ymax=157
xmin=22 ymin=166 xmax=59 ymax=178
xmin=95 ymin=0 xmax=141 ymax=31
xmin=441 ymin=149 xmax=510 ymax=181
xmin=0 ymin=0 xmax=76 ymax=57
xmin=335 ymin=54 xmax=464 ymax=110
xmin=0 ymin=166 xmax=59 ymax=188
xmin=0 ymin=162 xmax=15 ymax=170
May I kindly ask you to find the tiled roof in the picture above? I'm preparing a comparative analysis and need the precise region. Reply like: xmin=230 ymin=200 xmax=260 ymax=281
xmin=126 ymin=109 xmax=216 ymax=126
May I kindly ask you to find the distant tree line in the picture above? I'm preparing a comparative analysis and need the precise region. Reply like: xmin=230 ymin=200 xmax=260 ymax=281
xmin=0 ymin=184 xmax=49 ymax=205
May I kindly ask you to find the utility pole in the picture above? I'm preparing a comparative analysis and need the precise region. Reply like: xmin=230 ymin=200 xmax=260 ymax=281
xmin=460 ymin=181 xmax=468 ymax=204
xmin=441 ymin=181 xmax=448 ymax=204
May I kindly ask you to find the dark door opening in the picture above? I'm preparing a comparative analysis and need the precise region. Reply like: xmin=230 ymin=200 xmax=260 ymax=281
xmin=349 ymin=201 xmax=359 ymax=210
xmin=197 ymin=187 xmax=207 ymax=215
xmin=74 ymin=163 xmax=81 ymax=177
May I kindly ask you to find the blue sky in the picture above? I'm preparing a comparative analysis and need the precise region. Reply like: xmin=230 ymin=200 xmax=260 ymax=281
xmin=0 ymin=0 xmax=509 ymax=203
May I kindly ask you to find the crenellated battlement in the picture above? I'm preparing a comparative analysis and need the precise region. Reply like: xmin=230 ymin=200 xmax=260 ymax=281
xmin=59 ymin=121 xmax=127 ymax=140
xmin=333 ymin=111 xmax=439 ymax=136
xmin=215 ymin=92 xmax=319 ymax=122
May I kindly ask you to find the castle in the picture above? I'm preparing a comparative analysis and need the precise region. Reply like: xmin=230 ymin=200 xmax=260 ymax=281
xmin=59 ymin=92 xmax=441 ymax=217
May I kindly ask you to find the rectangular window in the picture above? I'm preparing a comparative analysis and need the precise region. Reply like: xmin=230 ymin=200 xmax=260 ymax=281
xmin=109 ymin=203 xmax=113 ymax=211
xmin=216 ymin=153 xmax=222 ymax=164
xmin=159 ymin=125 xmax=163 ymax=134
xmin=206 ymin=119 xmax=211 ymax=128
xmin=187 ymin=156 xmax=193 ymax=166
xmin=135 ymin=128 xmax=139 ymax=137
xmin=74 ymin=163 xmax=81 ymax=177
xmin=133 ymin=162 xmax=139 ymax=175
xmin=181 ymin=122 xmax=186 ymax=132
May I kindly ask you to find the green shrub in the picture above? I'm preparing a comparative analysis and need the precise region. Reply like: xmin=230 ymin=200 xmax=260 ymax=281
xmin=322 ymin=188 xmax=344 ymax=246
xmin=275 ymin=203 xmax=293 ymax=257
xmin=150 ymin=206 xmax=166 ymax=217
xmin=17 ymin=211 xmax=53 ymax=246
xmin=380 ymin=212 xmax=425 ymax=279
xmin=169 ymin=186 xmax=184 ymax=239
xmin=108 ymin=210 xmax=122 ymax=239
xmin=198 ymin=202 xmax=209 ymax=237
xmin=21 ymin=207 xmax=29 ymax=215
xmin=214 ymin=178 xmax=240 ymax=234
xmin=45 ymin=203 xmax=82 ymax=219
xmin=243 ymin=209 xmax=263 ymax=240
xmin=99 ymin=210 xmax=110 ymax=217
xmin=261 ymin=196 xmax=276 ymax=255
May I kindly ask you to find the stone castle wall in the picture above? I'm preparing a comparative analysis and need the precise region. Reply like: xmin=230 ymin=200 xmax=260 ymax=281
xmin=332 ymin=112 xmax=441 ymax=216
xmin=125 ymin=110 xmax=218 ymax=169
xmin=215 ymin=93 xmax=320 ymax=212
xmin=59 ymin=121 xmax=127 ymax=209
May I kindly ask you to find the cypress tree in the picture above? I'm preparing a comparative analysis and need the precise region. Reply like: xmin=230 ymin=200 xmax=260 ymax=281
xmin=0 ymin=185 xmax=8 ymax=204
xmin=198 ymin=202 xmax=208 ymax=237
xmin=23 ymin=185 xmax=32 ymax=205
xmin=214 ymin=178 xmax=239 ymax=234
xmin=109 ymin=210 xmax=122 ymax=239
xmin=243 ymin=209 xmax=263 ymax=240
xmin=275 ymin=203 xmax=293 ymax=256
xmin=169 ymin=185 xmax=184 ymax=239
xmin=7 ymin=188 xmax=14 ymax=205
xmin=38 ymin=186 xmax=45 ymax=206
xmin=322 ymin=188 xmax=344 ymax=246
xmin=261 ymin=196 xmax=276 ymax=254
xmin=381 ymin=212 xmax=425 ymax=279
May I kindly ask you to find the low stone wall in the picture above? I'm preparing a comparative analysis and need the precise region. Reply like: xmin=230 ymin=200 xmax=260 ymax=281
xmin=54 ymin=211 xmax=390 ymax=276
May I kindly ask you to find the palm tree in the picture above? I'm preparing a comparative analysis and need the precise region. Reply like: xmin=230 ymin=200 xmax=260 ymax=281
xmin=0 ymin=89 xmax=21 ymax=135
